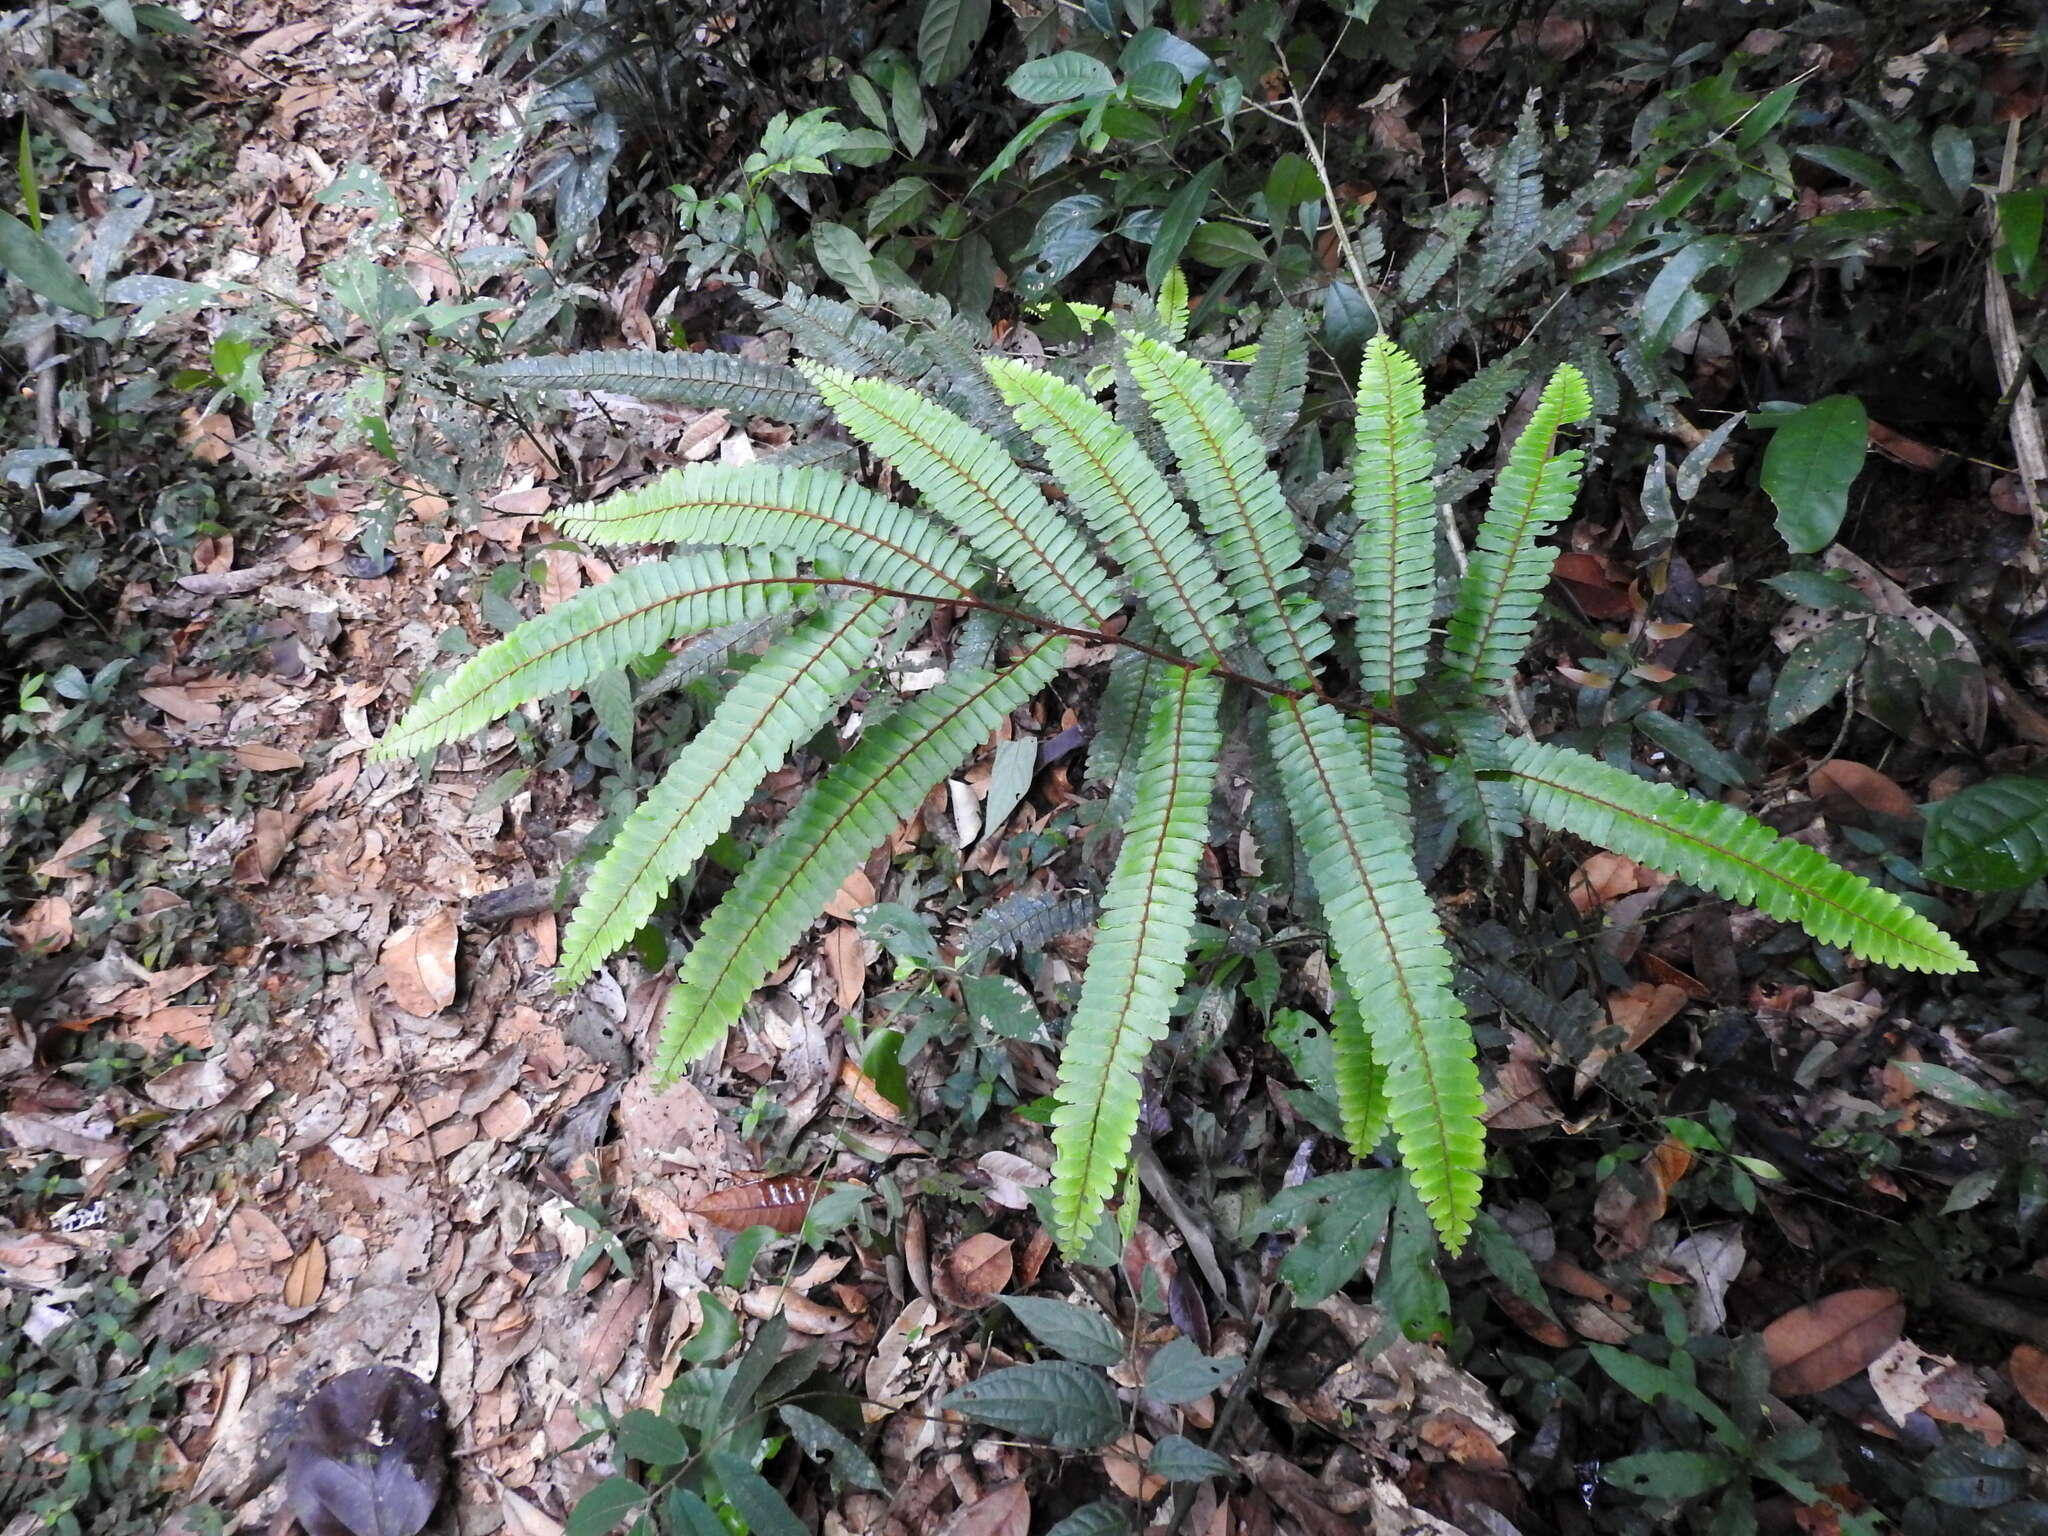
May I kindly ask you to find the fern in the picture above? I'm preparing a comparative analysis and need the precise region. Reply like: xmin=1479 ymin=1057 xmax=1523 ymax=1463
xmin=377 ymin=311 xmax=1972 ymax=1261
xmin=370 ymin=551 xmax=818 ymax=760
xmin=1124 ymin=335 xmax=1333 ymax=684
xmin=656 ymin=637 xmax=1063 ymax=1078
xmin=557 ymin=463 xmax=979 ymax=600
xmin=558 ymin=597 xmax=894 ymax=984
xmin=1351 ymin=336 xmax=1438 ymax=696
xmin=1237 ymin=302 xmax=1309 ymax=448
xmin=801 ymin=365 xmax=1120 ymax=627
xmin=984 ymin=358 xmax=1240 ymax=663
xmin=1268 ymin=695 xmax=1486 ymax=1249
xmin=1051 ymin=667 xmax=1222 ymax=1245
xmin=1504 ymin=738 xmax=1974 ymax=974
xmin=1441 ymin=363 xmax=1594 ymax=698
xmin=470 ymin=349 xmax=826 ymax=423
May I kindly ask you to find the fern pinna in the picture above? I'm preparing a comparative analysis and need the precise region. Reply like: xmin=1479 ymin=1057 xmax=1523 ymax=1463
xmin=377 ymin=319 xmax=1971 ymax=1255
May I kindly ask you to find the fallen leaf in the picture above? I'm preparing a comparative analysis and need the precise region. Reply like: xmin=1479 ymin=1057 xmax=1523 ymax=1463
xmin=936 ymin=1481 xmax=1030 ymax=1536
xmin=284 ymin=1239 xmax=328 ymax=1308
xmin=286 ymin=1366 xmax=446 ymax=1536
xmin=689 ymin=1177 xmax=822 ymax=1235
xmin=939 ymin=1232 xmax=1015 ymax=1309
xmin=10 ymin=895 xmax=73 ymax=952
xmin=144 ymin=1058 xmax=234 ymax=1111
xmin=1576 ymin=982 xmax=1689 ymax=1096
xmin=235 ymin=743 xmax=304 ymax=772
xmin=1568 ymin=851 xmax=1650 ymax=913
xmin=823 ymin=922 xmax=865 ymax=1012
xmin=128 ymin=1005 xmax=214 ymax=1050
xmin=1809 ymin=760 xmax=1918 ymax=820
xmin=1764 ymin=1288 xmax=1905 ymax=1395
xmin=34 ymin=813 xmax=107 ymax=879
xmin=181 ymin=410 xmax=234 ymax=464
xmin=1867 ymin=419 xmax=1948 ymax=471
xmin=1593 ymin=1135 xmax=1693 ymax=1259
xmin=2007 ymin=1344 xmax=2048 ymax=1421
xmin=740 ymin=1285 xmax=857 ymax=1334
xmin=233 ymin=807 xmax=301 ymax=886
xmin=380 ymin=911 xmax=459 ymax=1016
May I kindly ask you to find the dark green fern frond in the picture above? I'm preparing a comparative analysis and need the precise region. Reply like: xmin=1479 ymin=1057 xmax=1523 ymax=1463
xmin=1505 ymin=738 xmax=1974 ymax=974
xmin=557 ymin=463 xmax=980 ymax=599
xmin=1238 ymin=303 xmax=1309 ymax=448
xmin=1123 ymin=335 xmax=1334 ymax=685
xmin=654 ymin=637 xmax=1064 ymax=1080
xmin=371 ymin=552 xmax=817 ymax=760
xmin=559 ymin=597 xmax=893 ymax=985
xmin=747 ymin=285 xmax=931 ymax=386
xmin=1268 ymin=695 xmax=1485 ymax=1250
xmin=1052 ymin=667 xmax=1222 ymax=1245
xmin=1441 ymin=364 xmax=1593 ymax=700
xmin=1086 ymin=642 xmax=1164 ymax=823
xmin=984 ymin=358 xmax=1240 ymax=663
xmin=1350 ymin=336 xmax=1438 ymax=697
xmin=802 ymin=364 xmax=1121 ymax=628
xmin=469 ymin=350 xmax=825 ymax=423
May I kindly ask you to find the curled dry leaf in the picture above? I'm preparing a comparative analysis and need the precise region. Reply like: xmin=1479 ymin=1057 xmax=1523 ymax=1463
xmin=939 ymin=1232 xmax=1015 ymax=1309
xmin=286 ymin=1365 xmax=447 ymax=1536
xmin=1763 ymin=1288 xmax=1906 ymax=1396
xmin=379 ymin=911 xmax=459 ymax=1016
xmin=689 ymin=1177 xmax=822 ymax=1235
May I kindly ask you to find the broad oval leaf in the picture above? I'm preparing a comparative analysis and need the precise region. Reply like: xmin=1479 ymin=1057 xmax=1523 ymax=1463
xmin=1148 ymin=1433 xmax=1233 ymax=1482
xmin=1603 ymin=1450 xmax=1739 ymax=1501
xmin=0 ymin=208 xmax=103 ymax=316
xmin=1762 ymin=1286 xmax=1904 ymax=1396
xmin=613 ymin=1409 xmax=690 ymax=1468
xmin=1762 ymin=395 xmax=1868 ymax=554
xmin=1007 ymin=51 xmax=1116 ymax=104
xmin=1922 ymin=775 xmax=2048 ymax=891
xmin=1002 ymin=1295 xmax=1125 ymax=1367
xmin=286 ymin=1367 xmax=448 ymax=1536
xmin=1141 ymin=1337 xmax=1242 ymax=1405
xmin=939 ymin=1360 xmax=1122 ymax=1447
xmin=918 ymin=0 xmax=991 ymax=85
xmin=566 ymin=1476 xmax=648 ymax=1536
xmin=1767 ymin=621 xmax=1866 ymax=732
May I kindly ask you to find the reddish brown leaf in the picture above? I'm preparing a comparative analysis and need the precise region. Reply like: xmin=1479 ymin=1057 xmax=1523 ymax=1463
xmin=2008 ymin=1344 xmax=2048 ymax=1421
xmin=689 ymin=1177 xmax=822 ymax=1234
xmin=1809 ymin=760 xmax=1918 ymax=820
xmin=1867 ymin=420 xmax=1947 ymax=471
xmin=380 ymin=911 xmax=459 ymax=1016
xmin=939 ymin=1232 xmax=1014 ymax=1309
xmin=1764 ymin=1288 xmax=1906 ymax=1396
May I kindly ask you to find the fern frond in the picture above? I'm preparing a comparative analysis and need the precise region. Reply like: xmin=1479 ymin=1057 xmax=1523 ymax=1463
xmin=961 ymin=890 xmax=1098 ymax=962
xmin=1237 ymin=303 xmax=1308 ymax=448
xmin=984 ymin=358 xmax=1240 ymax=663
xmin=1474 ymin=106 xmax=1545 ymax=295
xmin=653 ymin=638 xmax=1064 ymax=1080
xmin=558 ymin=597 xmax=893 ymax=985
xmin=372 ymin=552 xmax=816 ymax=760
xmin=1268 ymin=696 xmax=1485 ymax=1250
xmin=1329 ymin=960 xmax=1390 ymax=1152
xmin=1441 ymin=364 xmax=1593 ymax=700
xmin=1086 ymin=643 xmax=1163 ymax=822
xmin=1424 ymin=350 xmax=1534 ymax=473
xmin=1351 ymin=336 xmax=1438 ymax=696
xmin=1356 ymin=720 xmax=1414 ymax=825
xmin=1123 ymin=335 xmax=1334 ymax=685
xmin=469 ymin=350 xmax=826 ymax=423
xmin=802 ymin=364 xmax=1121 ymax=628
xmin=1051 ymin=667 xmax=1222 ymax=1246
xmin=747 ymin=285 xmax=931 ymax=387
xmin=556 ymin=464 xmax=980 ymax=601
xmin=1397 ymin=202 xmax=1485 ymax=309
xmin=1504 ymin=738 xmax=1974 ymax=974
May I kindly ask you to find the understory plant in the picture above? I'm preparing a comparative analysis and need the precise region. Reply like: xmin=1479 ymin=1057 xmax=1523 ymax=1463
xmin=372 ymin=317 xmax=1972 ymax=1252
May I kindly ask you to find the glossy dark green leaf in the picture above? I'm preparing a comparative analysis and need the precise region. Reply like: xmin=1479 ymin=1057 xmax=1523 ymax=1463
xmin=1761 ymin=396 xmax=1867 ymax=554
xmin=1184 ymin=220 xmax=1266 ymax=270
xmin=918 ymin=0 xmax=990 ymax=85
xmin=565 ymin=1476 xmax=648 ymax=1536
xmin=1265 ymin=153 xmax=1321 ymax=211
xmin=778 ymin=1405 xmax=885 ymax=1492
xmin=1145 ymin=161 xmax=1222 ymax=292
xmin=0 ymin=208 xmax=102 ymax=316
xmin=708 ymin=1451 xmax=807 ymax=1536
xmin=1886 ymin=1061 xmax=2018 ymax=1118
xmin=1923 ymin=776 xmax=2048 ymax=891
xmin=613 ymin=1410 xmax=690 ymax=1467
xmin=680 ymin=1293 xmax=739 ymax=1364
xmin=939 ymin=1361 xmax=1122 ymax=1447
xmin=663 ymin=1489 xmax=730 ymax=1536
xmin=1142 ymin=1337 xmax=1241 ymax=1405
xmin=1767 ymin=622 xmax=1866 ymax=732
xmin=1008 ymin=51 xmax=1116 ymax=104
xmin=1002 ymin=1295 xmax=1125 ymax=1367
xmin=1379 ymin=1181 xmax=1449 ymax=1340
xmin=1255 ymin=1169 xmax=1397 ymax=1303
xmin=1044 ymin=1501 xmax=1130 ymax=1536
xmin=1603 ymin=1451 xmax=1738 ymax=1500
xmin=1921 ymin=1437 xmax=2029 ymax=1508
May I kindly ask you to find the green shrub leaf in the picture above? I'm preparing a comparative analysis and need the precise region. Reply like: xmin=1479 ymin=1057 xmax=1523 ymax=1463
xmin=1762 ymin=395 xmax=1868 ymax=554
xmin=939 ymin=1361 xmax=1122 ymax=1447
xmin=1922 ymin=775 xmax=2048 ymax=891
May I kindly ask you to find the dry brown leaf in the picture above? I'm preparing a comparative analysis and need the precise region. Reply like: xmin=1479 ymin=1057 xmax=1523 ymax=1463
xmin=823 ymin=922 xmax=865 ymax=1012
xmin=1764 ymin=1288 xmax=1906 ymax=1396
xmin=143 ymin=1058 xmax=233 ymax=1111
xmin=1483 ymin=1030 xmax=1560 ymax=1130
xmin=2007 ymin=1344 xmax=2048 ymax=1421
xmin=0 ymin=1230 xmax=77 ymax=1287
xmin=1867 ymin=419 xmax=1948 ymax=471
xmin=32 ymin=813 xmax=105 ymax=879
xmin=1568 ymin=851 xmax=1647 ymax=913
xmin=232 ymin=807 xmax=300 ymax=886
xmin=940 ymin=1232 xmax=1014 ymax=1309
xmin=381 ymin=911 xmax=459 ymax=1015
xmin=181 ymin=410 xmax=234 ymax=464
xmin=540 ymin=547 xmax=582 ymax=610
xmin=740 ymin=1285 xmax=857 ymax=1335
xmin=838 ymin=1057 xmax=905 ymax=1122
xmin=284 ymin=1238 xmax=328 ymax=1308
xmin=937 ymin=1482 xmax=1030 ymax=1536
xmin=1576 ymin=982 xmax=1689 ymax=1097
xmin=10 ymin=895 xmax=73 ymax=952
xmin=1416 ymin=1410 xmax=1511 ymax=1469
xmin=234 ymin=743 xmax=304 ymax=772
xmin=1593 ymin=1135 xmax=1694 ymax=1259
xmin=1809 ymin=760 xmax=1918 ymax=820
xmin=823 ymin=867 xmax=878 ymax=920
xmin=689 ymin=1177 xmax=822 ymax=1235
xmin=127 ymin=1005 xmax=214 ymax=1050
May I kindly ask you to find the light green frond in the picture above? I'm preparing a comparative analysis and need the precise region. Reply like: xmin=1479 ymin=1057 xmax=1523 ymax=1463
xmin=558 ymin=597 xmax=893 ymax=985
xmin=468 ymin=349 xmax=826 ymax=423
xmin=984 ymin=357 xmax=1240 ymax=663
xmin=1122 ymin=335 xmax=1334 ymax=685
xmin=556 ymin=464 xmax=979 ymax=600
xmin=1085 ymin=642 xmax=1163 ymax=824
xmin=1237 ymin=302 xmax=1308 ymax=447
xmin=1441 ymin=364 xmax=1593 ymax=700
xmin=1051 ymin=667 xmax=1222 ymax=1246
xmin=1504 ymin=737 xmax=1974 ymax=974
xmin=1268 ymin=696 xmax=1485 ymax=1251
xmin=653 ymin=637 xmax=1064 ymax=1080
xmin=1329 ymin=960 xmax=1390 ymax=1153
xmin=801 ymin=363 xmax=1120 ymax=628
xmin=372 ymin=552 xmax=816 ymax=760
xmin=1351 ymin=336 xmax=1438 ymax=696
xmin=1355 ymin=719 xmax=1414 ymax=825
